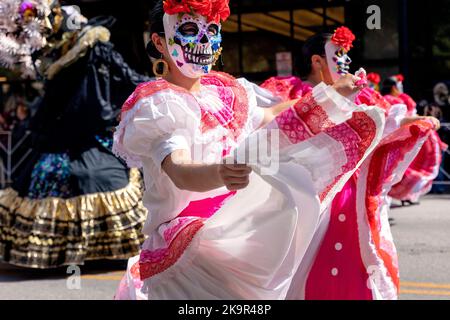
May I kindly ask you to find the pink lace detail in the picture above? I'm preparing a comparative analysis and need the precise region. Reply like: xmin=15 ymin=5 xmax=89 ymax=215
xmin=276 ymin=108 xmax=312 ymax=143
xmin=325 ymin=123 xmax=361 ymax=172
xmin=121 ymin=80 xmax=187 ymax=113
xmin=293 ymin=92 xmax=336 ymax=134
xmin=163 ymin=217 xmax=192 ymax=243
xmin=133 ymin=219 xmax=204 ymax=281
xmin=319 ymin=112 xmax=377 ymax=202
xmin=199 ymin=72 xmax=249 ymax=140
xmin=120 ymin=72 xmax=249 ymax=143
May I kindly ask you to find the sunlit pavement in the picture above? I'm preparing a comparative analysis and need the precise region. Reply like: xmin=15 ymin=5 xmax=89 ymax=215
xmin=390 ymin=194 xmax=450 ymax=300
xmin=0 ymin=194 xmax=449 ymax=300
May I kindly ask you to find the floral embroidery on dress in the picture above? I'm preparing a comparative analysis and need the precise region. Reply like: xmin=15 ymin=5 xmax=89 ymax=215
xmin=121 ymin=80 xmax=185 ymax=113
xmin=137 ymin=219 xmax=204 ymax=281
xmin=200 ymin=72 xmax=249 ymax=140
xmin=325 ymin=123 xmax=361 ymax=172
xmin=293 ymin=92 xmax=336 ymax=134
xmin=319 ymin=112 xmax=377 ymax=202
xmin=346 ymin=112 xmax=377 ymax=157
xmin=163 ymin=217 xmax=192 ymax=243
xmin=276 ymin=108 xmax=312 ymax=144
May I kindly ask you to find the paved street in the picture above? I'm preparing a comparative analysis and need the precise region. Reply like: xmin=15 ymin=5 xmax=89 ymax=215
xmin=390 ymin=194 xmax=450 ymax=300
xmin=0 ymin=194 xmax=449 ymax=300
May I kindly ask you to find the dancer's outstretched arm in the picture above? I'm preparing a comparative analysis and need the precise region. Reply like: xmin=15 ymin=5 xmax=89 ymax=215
xmin=400 ymin=115 xmax=440 ymax=130
xmin=162 ymin=149 xmax=252 ymax=192
xmin=260 ymin=74 xmax=363 ymax=127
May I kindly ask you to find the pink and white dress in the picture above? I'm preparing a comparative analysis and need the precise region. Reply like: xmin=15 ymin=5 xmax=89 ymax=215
xmin=263 ymin=78 xmax=437 ymax=300
xmin=112 ymin=71 xmax=384 ymax=300
xmin=386 ymin=94 xmax=448 ymax=202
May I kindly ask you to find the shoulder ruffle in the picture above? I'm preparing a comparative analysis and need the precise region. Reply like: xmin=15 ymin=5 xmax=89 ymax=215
xmin=113 ymin=81 xmax=200 ymax=168
xmin=260 ymin=76 xmax=312 ymax=101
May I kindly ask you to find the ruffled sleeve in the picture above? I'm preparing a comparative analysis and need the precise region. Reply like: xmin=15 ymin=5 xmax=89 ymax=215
xmin=383 ymin=103 xmax=407 ymax=137
xmin=113 ymin=87 xmax=201 ymax=169
xmin=398 ymin=93 xmax=417 ymax=116
xmin=260 ymin=76 xmax=308 ymax=101
xmin=355 ymin=87 xmax=407 ymax=138
xmin=235 ymin=82 xmax=385 ymax=210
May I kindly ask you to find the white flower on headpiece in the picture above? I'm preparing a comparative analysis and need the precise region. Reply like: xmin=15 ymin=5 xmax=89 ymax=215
xmin=0 ymin=33 xmax=20 ymax=55
xmin=0 ymin=0 xmax=51 ymax=78
xmin=23 ymin=17 xmax=46 ymax=51
xmin=0 ymin=0 xmax=20 ymax=32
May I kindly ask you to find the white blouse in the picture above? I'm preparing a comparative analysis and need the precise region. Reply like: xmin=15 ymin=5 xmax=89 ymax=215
xmin=114 ymin=78 xmax=280 ymax=235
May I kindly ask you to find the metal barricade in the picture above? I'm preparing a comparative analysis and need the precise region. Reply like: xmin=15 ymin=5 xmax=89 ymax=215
xmin=0 ymin=130 xmax=33 ymax=188
xmin=433 ymin=123 xmax=450 ymax=187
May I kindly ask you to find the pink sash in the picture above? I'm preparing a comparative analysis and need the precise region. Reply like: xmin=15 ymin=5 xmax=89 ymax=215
xmin=178 ymin=191 xmax=237 ymax=219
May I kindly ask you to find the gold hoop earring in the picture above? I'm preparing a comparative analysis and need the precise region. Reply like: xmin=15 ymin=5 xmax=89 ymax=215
xmin=212 ymin=47 xmax=223 ymax=66
xmin=319 ymin=69 xmax=325 ymax=82
xmin=152 ymin=58 xmax=169 ymax=78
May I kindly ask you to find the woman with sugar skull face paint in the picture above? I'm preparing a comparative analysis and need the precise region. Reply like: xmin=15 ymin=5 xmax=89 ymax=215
xmin=113 ymin=2 xmax=389 ymax=300
xmin=261 ymin=29 xmax=440 ymax=300
xmin=261 ymin=28 xmax=359 ymax=100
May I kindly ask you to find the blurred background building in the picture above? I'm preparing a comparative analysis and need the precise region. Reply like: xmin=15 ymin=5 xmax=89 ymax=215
xmin=2 ymin=0 xmax=450 ymax=96
xmin=34 ymin=0 xmax=449 ymax=100
xmin=0 ymin=0 xmax=449 ymax=188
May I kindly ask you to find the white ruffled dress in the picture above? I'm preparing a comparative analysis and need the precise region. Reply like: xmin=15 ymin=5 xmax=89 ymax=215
xmin=112 ymin=72 xmax=385 ymax=299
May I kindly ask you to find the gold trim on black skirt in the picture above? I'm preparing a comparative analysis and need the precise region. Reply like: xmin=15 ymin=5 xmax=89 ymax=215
xmin=0 ymin=168 xmax=147 ymax=269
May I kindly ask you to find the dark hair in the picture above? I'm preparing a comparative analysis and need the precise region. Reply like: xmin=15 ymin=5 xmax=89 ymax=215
xmin=146 ymin=0 xmax=165 ymax=59
xmin=380 ymin=78 xmax=397 ymax=95
xmin=299 ymin=33 xmax=332 ymax=78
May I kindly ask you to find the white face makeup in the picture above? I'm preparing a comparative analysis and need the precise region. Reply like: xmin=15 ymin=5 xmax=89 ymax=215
xmin=393 ymin=78 xmax=404 ymax=94
xmin=163 ymin=13 xmax=222 ymax=78
xmin=325 ymin=40 xmax=352 ymax=81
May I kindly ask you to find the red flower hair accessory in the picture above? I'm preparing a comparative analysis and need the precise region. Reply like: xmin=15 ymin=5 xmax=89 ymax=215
xmin=367 ymin=72 xmax=381 ymax=85
xmin=331 ymin=26 xmax=355 ymax=52
xmin=163 ymin=0 xmax=230 ymax=22
xmin=395 ymin=74 xmax=404 ymax=82
xmin=209 ymin=0 xmax=230 ymax=23
xmin=163 ymin=0 xmax=190 ymax=15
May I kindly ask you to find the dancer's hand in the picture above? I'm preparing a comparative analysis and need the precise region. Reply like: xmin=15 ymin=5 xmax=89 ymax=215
xmin=332 ymin=74 xmax=365 ymax=98
xmin=217 ymin=164 xmax=252 ymax=191
xmin=163 ymin=150 xmax=252 ymax=192
xmin=401 ymin=116 xmax=441 ymax=130
xmin=425 ymin=116 xmax=441 ymax=130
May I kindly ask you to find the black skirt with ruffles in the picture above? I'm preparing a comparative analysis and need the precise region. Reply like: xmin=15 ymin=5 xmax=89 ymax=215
xmin=0 ymin=40 xmax=151 ymax=268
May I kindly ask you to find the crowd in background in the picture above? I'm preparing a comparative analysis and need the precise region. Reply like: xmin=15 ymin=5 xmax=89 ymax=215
xmin=416 ymin=95 xmax=450 ymax=194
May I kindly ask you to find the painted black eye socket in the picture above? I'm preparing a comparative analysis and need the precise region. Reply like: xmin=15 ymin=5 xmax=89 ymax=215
xmin=208 ymin=24 xmax=219 ymax=36
xmin=179 ymin=22 xmax=199 ymax=36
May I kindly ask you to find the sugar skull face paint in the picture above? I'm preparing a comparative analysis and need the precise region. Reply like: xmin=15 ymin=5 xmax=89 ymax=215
xmin=163 ymin=13 xmax=222 ymax=78
xmin=391 ymin=77 xmax=404 ymax=94
xmin=325 ymin=40 xmax=352 ymax=81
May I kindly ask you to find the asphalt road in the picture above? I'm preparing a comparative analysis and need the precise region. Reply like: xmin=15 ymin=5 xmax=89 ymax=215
xmin=0 ymin=194 xmax=449 ymax=300
xmin=390 ymin=194 xmax=450 ymax=300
